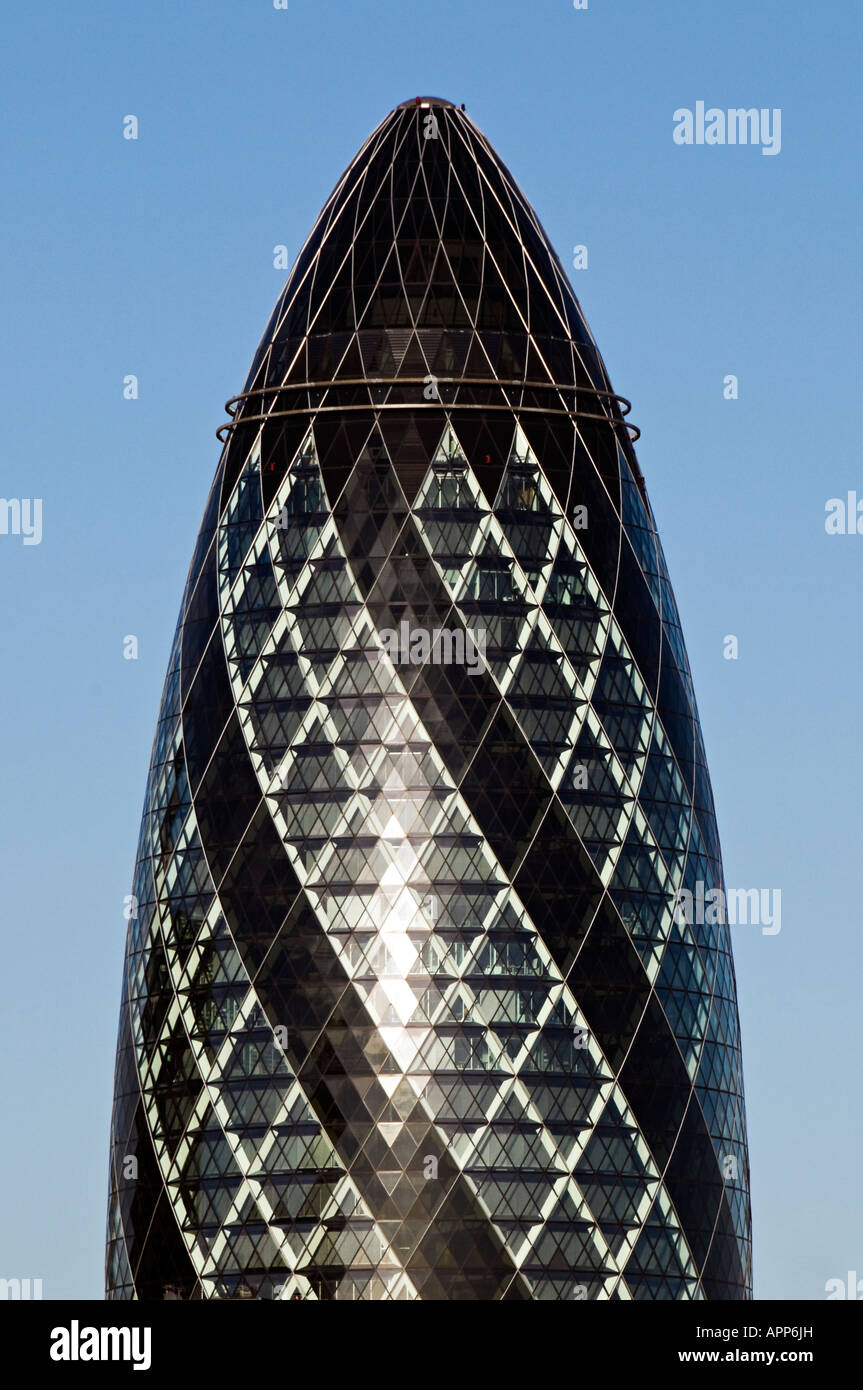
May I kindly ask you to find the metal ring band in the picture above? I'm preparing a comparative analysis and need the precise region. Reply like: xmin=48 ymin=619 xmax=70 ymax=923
xmin=223 ymin=376 xmax=634 ymax=420
xmin=216 ymin=400 xmax=641 ymax=445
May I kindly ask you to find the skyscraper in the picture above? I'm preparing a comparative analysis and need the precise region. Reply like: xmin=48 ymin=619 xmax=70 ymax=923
xmin=107 ymin=97 xmax=751 ymax=1301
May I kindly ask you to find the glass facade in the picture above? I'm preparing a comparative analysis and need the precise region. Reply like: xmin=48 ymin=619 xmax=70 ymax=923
xmin=106 ymin=98 xmax=751 ymax=1300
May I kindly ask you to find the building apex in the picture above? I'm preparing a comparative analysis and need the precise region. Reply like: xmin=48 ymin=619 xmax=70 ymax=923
xmin=394 ymin=95 xmax=463 ymax=110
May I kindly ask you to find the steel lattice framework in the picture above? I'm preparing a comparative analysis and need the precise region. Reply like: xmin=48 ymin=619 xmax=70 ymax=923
xmin=107 ymin=98 xmax=752 ymax=1301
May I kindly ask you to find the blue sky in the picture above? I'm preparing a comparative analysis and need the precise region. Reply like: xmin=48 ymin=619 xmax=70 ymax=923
xmin=0 ymin=0 xmax=860 ymax=1300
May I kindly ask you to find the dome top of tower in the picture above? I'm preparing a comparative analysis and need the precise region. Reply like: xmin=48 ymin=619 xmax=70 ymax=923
xmin=394 ymin=95 xmax=462 ymax=109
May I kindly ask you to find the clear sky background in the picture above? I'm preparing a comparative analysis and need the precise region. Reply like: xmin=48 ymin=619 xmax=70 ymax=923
xmin=0 ymin=0 xmax=860 ymax=1301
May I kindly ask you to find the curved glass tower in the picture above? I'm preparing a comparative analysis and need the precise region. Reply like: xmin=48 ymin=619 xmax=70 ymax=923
xmin=107 ymin=98 xmax=751 ymax=1301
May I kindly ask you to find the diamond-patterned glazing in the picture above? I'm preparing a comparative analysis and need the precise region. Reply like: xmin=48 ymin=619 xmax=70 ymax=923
xmin=107 ymin=98 xmax=751 ymax=1301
